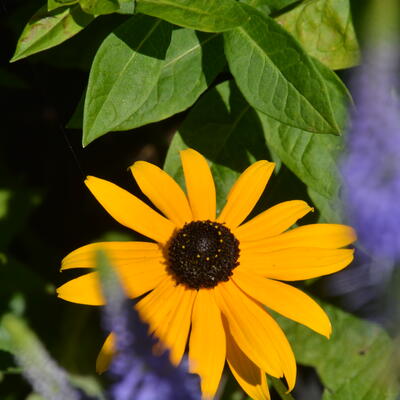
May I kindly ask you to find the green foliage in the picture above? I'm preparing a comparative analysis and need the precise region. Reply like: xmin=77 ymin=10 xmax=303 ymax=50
xmin=165 ymin=75 xmax=346 ymax=220
xmin=81 ymin=25 xmax=225 ymax=141
xmin=240 ymin=0 xmax=271 ymax=14
xmin=276 ymin=302 xmax=400 ymax=400
xmin=135 ymin=0 xmax=249 ymax=32
xmin=82 ymin=15 xmax=172 ymax=146
xmin=224 ymin=4 xmax=341 ymax=135
xmin=79 ymin=0 xmax=135 ymax=15
xmin=48 ymin=0 xmax=78 ymax=12
xmin=277 ymin=0 xmax=360 ymax=70
xmin=11 ymin=5 xmax=94 ymax=62
xmin=257 ymin=58 xmax=350 ymax=222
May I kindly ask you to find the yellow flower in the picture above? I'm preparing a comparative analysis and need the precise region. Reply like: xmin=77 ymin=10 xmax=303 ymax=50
xmin=57 ymin=149 xmax=356 ymax=400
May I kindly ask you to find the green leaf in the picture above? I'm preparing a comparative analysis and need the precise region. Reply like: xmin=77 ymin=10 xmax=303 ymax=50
xmin=114 ymin=31 xmax=225 ymax=131
xmin=135 ymin=0 xmax=249 ymax=32
xmin=264 ymin=0 xmax=299 ymax=12
xmin=117 ymin=0 xmax=135 ymax=14
xmin=224 ymin=4 xmax=341 ymax=135
xmin=240 ymin=0 xmax=271 ymax=14
xmin=164 ymin=80 xmax=271 ymax=213
xmin=48 ymin=0 xmax=78 ymax=12
xmin=70 ymin=31 xmax=224 ymax=131
xmin=83 ymin=15 xmax=172 ymax=146
xmin=79 ymin=0 xmax=135 ymax=15
xmin=275 ymin=302 xmax=399 ymax=400
xmin=256 ymin=58 xmax=349 ymax=221
xmin=11 ymin=5 xmax=94 ymax=62
xmin=277 ymin=0 xmax=360 ymax=70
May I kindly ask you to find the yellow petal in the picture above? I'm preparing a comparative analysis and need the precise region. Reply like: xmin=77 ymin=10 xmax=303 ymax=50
xmin=57 ymin=272 xmax=103 ymax=305
xmin=136 ymin=276 xmax=195 ymax=365
xmin=236 ymin=200 xmax=312 ymax=243
xmin=259 ymin=308 xmax=297 ymax=392
xmin=61 ymin=241 xmax=162 ymax=270
xmin=130 ymin=161 xmax=192 ymax=227
xmin=216 ymin=280 xmax=297 ymax=390
xmin=135 ymin=276 xmax=180 ymax=330
xmin=189 ymin=289 xmax=226 ymax=398
xmin=239 ymin=247 xmax=355 ymax=280
xmin=214 ymin=280 xmax=283 ymax=378
xmin=153 ymin=286 xmax=196 ymax=366
xmin=96 ymin=333 xmax=115 ymax=374
xmin=57 ymin=258 xmax=166 ymax=305
xmin=225 ymin=328 xmax=270 ymax=400
xmin=233 ymin=269 xmax=331 ymax=338
xmin=241 ymin=223 xmax=357 ymax=251
xmin=218 ymin=161 xmax=275 ymax=229
xmin=85 ymin=176 xmax=175 ymax=244
xmin=180 ymin=149 xmax=216 ymax=221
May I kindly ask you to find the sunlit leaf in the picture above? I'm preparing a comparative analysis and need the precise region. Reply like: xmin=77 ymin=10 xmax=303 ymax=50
xmin=11 ymin=5 xmax=94 ymax=62
xmin=135 ymin=0 xmax=249 ymax=32
xmin=48 ymin=0 xmax=78 ymax=12
xmin=113 ymin=31 xmax=225 ymax=131
xmin=79 ymin=0 xmax=135 ymax=15
xmin=240 ymin=0 xmax=271 ymax=14
xmin=224 ymin=4 xmax=341 ymax=135
xmin=83 ymin=15 xmax=172 ymax=146
xmin=277 ymin=0 xmax=360 ymax=70
xmin=256 ymin=58 xmax=349 ymax=221
xmin=70 ymin=31 xmax=225 ymax=131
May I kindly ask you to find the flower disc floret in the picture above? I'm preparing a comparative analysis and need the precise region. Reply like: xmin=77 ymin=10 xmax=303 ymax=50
xmin=168 ymin=220 xmax=240 ymax=289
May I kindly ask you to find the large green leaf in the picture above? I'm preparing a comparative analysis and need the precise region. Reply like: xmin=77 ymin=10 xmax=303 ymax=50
xmin=240 ymin=0 xmax=271 ymax=14
xmin=79 ymin=0 xmax=135 ymax=15
xmin=70 ymin=31 xmax=224 ymax=131
xmin=114 ymin=31 xmax=225 ymax=131
xmin=48 ymin=0 xmax=78 ymax=12
xmin=135 ymin=0 xmax=249 ymax=32
xmin=257 ymin=58 xmax=349 ymax=221
xmin=277 ymin=0 xmax=360 ymax=70
xmin=164 ymin=80 xmax=270 ymax=213
xmin=224 ymin=4 xmax=341 ymax=135
xmin=10 ymin=5 xmax=94 ymax=62
xmin=79 ymin=0 xmax=119 ymax=14
xmin=83 ymin=15 xmax=172 ymax=146
xmin=275 ymin=302 xmax=399 ymax=400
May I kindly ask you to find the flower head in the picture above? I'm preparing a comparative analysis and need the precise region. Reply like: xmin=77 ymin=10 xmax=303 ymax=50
xmin=58 ymin=149 xmax=356 ymax=399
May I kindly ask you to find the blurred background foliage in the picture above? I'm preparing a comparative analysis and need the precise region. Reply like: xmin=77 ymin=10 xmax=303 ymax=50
xmin=0 ymin=0 xmax=399 ymax=399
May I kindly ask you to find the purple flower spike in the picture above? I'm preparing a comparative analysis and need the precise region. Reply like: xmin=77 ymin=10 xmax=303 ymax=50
xmin=341 ymin=45 xmax=400 ymax=261
xmin=96 ymin=251 xmax=201 ymax=400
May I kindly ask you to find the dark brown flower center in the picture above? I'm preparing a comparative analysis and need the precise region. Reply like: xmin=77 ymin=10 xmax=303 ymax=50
xmin=167 ymin=220 xmax=240 ymax=289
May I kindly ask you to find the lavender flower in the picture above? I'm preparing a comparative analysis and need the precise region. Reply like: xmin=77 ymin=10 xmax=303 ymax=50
xmin=341 ymin=42 xmax=400 ymax=261
xmin=97 ymin=251 xmax=201 ymax=400
xmin=2 ymin=314 xmax=82 ymax=400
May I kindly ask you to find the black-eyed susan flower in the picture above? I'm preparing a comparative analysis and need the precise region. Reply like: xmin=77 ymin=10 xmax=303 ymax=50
xmin=58 ymin=149 xmax=356 ymax=400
